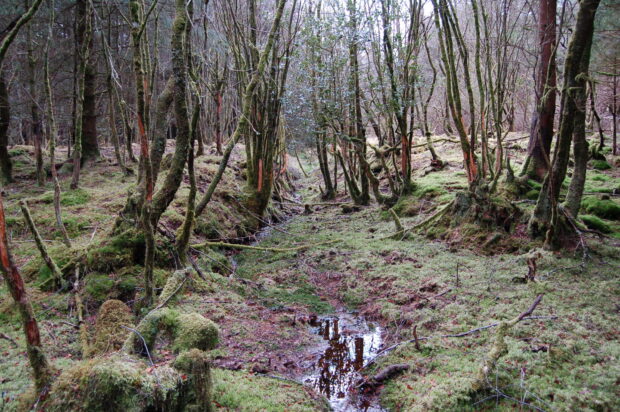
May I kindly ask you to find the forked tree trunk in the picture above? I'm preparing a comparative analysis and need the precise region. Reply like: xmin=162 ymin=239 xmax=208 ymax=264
xmin=529 ymin=0 xmax=600 ymax=247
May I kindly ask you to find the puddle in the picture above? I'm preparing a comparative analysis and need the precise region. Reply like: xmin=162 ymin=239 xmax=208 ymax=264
xmin=304 ymin=312 xmax=385 ymax=412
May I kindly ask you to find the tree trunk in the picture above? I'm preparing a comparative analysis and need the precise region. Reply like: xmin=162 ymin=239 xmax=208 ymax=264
xmin=564 ymin=36 xmax=594 ymax=218
xmin=529 ymin=0 xmax=600 ymax=247
xmin=523 ymin=0 xmax=557 ymax=181
xmin=0 ymin=73 xmax=11 ymax=184
xmin=0 ymin=194 xmax=53 ymax=394
xmin=76 ymin=0 xmax=99 ymax=163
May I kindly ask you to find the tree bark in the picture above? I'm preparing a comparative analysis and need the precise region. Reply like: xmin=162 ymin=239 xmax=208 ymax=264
xmin=523 ymin=0 xmax=557 ymax=181
xmin=0 ymin=194 xmax=52 ymax=394
xmin=529 ymin=0 xmax=601 ymax=247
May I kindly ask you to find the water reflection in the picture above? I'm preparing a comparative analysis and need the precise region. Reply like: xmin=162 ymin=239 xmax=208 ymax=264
xmin=306 ymin=314 xmax=383 ymax=411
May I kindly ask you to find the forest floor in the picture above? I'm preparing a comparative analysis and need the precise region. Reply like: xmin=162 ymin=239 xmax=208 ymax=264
xmin=1 ymin=136 xmax=619 ymax=411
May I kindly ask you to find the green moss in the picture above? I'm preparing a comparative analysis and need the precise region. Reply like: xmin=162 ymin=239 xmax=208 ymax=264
xmin=85 ymin=274 xmax=115 ymax=304
xmin=580 ymin=215 xmax=612 ymax=233
xmin=45 ymin=357 xmax=187 ymax=412
xmin=592 ymin=160 xmax=612 ymax=170
xmin=174 ymin=349 xmax=214 ymax=411
xmin=125 ymin=308 xmax=219 ymax=355
xmin=40 ymin=188 xmax=91 ymax=206
xmin=92 ymin=300 xmax=134 ymax=355
xmin=525 ymin=189 xmax=540 ymax=200
xmin=212 ymin=369 xmax=327 ymax=411
xmin=527 ymin=179 xmax=542 ymax=190
xmin=581 ymin=196 xmax=620 ymax=220
xmin=261 ymin=283 xmax=333 ymax=314
xmin=8 ymin=147 xmax=28 ymax=157
xmin=174 ymin=313 xmax=219 ymax=352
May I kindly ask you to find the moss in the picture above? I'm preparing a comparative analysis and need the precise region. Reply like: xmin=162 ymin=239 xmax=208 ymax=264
xmin=45 ymin=357 xmax=187 ymax=412
xmin=174 ymin=349 xmax=213 ymax=411
xmin=527 ymin=179 xmax=542 ymax=190
xmin=581 ymin=196 xmax=620 ymax=220
xmin=592 ymin=160 xmax=612 ymax=170
xmin=260 ymin=283 xmax=333 ymax=314
xmin=84 ymin=273 xmax=116 ymax=305
xmin=157 ymin=269 xmax=188 ymax=307
xmin=125 ymin=308 xmax=219 ymax=355
xmin=91 ymin=300 xmax=134 ymax=355
xmin=212 ymin=369 xmax=328 ymax=411
xmin=525 ymin=189 xmax=540 ymax=200
xmin=580 ymin=215 xmax=612 ymax=233
xmin=390 ymin=195 xmax=420 ymax=217
xmin=40 ymin=188 xmax=91 ymax=206
xmin=174 ymin=313 xmax=219 ymax=352
xmin=86 ymin=229 xmax=144 ymax=272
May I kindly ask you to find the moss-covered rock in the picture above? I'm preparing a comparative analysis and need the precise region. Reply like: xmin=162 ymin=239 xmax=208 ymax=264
xmin=45 ymin=357 xmax=187 ymax=412
xmin=91 ymin=300 xmax=134 ymax=355
xmin=124 ymin=308 xmax=219 ymax=356
xmin=174 ymin=313 xmax=219 ymax=352
xmin=581 ymin=196 xmax=620 ymax=220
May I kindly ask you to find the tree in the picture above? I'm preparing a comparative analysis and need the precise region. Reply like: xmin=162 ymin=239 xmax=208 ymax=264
xmin=529 ymin=0 xmax=601 ymax=249
xmin=0 ymin=0 xmax=44 ymax=184
xmin=522 ymin=0 xmax=557 ymax=181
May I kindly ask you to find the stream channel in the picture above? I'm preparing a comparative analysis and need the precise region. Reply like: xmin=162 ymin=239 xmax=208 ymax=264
xmin=240 ymin=218 xmax=387 ymax=411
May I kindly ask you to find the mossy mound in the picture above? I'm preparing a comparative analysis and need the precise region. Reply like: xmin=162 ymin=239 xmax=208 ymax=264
xmin=39 ymin=188 xmax=91 ymax=207
xmin=44 ymin=357 xmax=187 ymax=412
xmin=580 ymin=215 xmax=612 ymax=233
xmin=124 ymin=308 xmax=219 ymax=356
xmin=591 ymin=160 xmax=612 ymax=170
xmin=174 ymin=313 xmax=219 ymax=352
xmin=91 ymin=300 xmax=134 ymax=355
xmin=581 ymin=196 xmax=620 ymax=220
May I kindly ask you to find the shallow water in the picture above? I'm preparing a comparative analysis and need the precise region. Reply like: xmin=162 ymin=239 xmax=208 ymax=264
xmin=303 ymin=312 xmax=385 ymax=412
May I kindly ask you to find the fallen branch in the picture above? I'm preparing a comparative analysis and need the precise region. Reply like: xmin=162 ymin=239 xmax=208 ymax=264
xmin=192 ymin=239 xmax=340 ymax=253
xmin=0 ymin=332 xmax=17 ymax=347
xmin=20 ymin=200 xmax=64 ymax=286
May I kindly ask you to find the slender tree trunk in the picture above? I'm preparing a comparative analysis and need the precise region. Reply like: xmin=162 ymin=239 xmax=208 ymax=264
xmin=44 ymin=19 xmax=71 ymax=247
xmin=195 ymin=0 xmax=287 ymax=217
xmin=26 ymin=18 xmax=44 ymax=186
xmin=0 ymin=73 xmax=11 ymax=184
xmin=564 ymin=37 xmax=594 ymax=218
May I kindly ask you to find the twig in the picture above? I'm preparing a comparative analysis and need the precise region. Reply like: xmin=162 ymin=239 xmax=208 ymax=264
xmin=0 ymin=332 xmax=17 ymax=347
xmin=121 ymin=325 xmax=154 ymax=366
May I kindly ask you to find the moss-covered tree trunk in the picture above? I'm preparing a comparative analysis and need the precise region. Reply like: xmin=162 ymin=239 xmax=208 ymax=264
xmin=70 ymin=0 xmax=92 ymax=190
xmin=0 ymin=194 xmax=52 ymax=394
xmin=75 ymin=0 xmax=99 ymax=163
xmin=26 ymin=19 xmax=45 ymax=187
xmin=0 ymin=73 xmax=11 ymax=184
xmin=529 ymin=0 xmax=600 ymax=247
xmin=564 ymin=37 xmax=594 ymax=218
